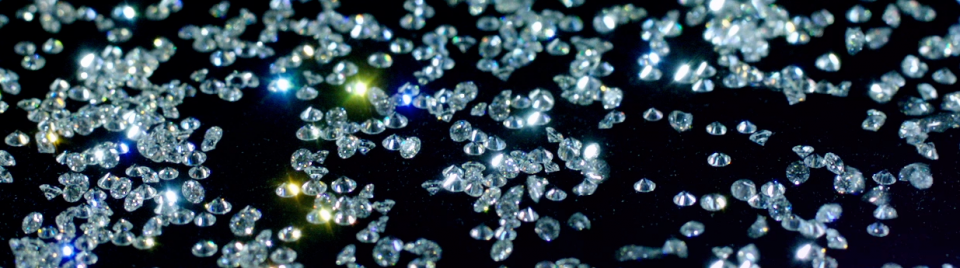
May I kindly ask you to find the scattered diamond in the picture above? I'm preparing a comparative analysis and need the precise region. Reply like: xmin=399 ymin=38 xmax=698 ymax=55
xmin=634 ymin=178 xmax=656 ymax=193
xmin=707 ymin=152 xmax=731 ymax=167
xmin=679 ymin=221 xmax=705 ymax=237
xmin=673 ymin=191 xmax=697 ymax=207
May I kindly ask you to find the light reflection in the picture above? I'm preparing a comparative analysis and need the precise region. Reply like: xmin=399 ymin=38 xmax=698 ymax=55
xmin=276 ymin=78 xmax=292 ymax=92
xmin=401 ymin=94 xmax=412 ymax=106
xmin=347 ymin=81 xmax=368 ymax=96
xmin=795 ymin=243 xmax=814 ymax=260
xmin=46 ymin=132 xmax=59 ymax=144
xmin=583 ymin=143 xmax=600 ymax=160
xmin=118 ymin=143 xmax=130 ymax=154
xmin=526 ymin=111 xmax=541 ymax=126
xmin=674 ymin=64 xmax=691 ymax=82
xmin=709 ymin=0 xmax=725 ymax=11
xmin=80 ymin=53 xmax=95 ymax=68
xmin=491 ymin=153 xmax=504 ymax=167
xmin=319 ymin=209 xmax=332 ymax=222
xmin=286 ymin=182 xmax=300 ymax=196
xmin=164 ymin=190 xmax=178 ymax=205
xmin=122 ymin=6 xmax=136 ymax=20
xmin=61 ymin=245 xmax=74 ymax=257
xmin=302 ymin=45 xmax=315 ymax=57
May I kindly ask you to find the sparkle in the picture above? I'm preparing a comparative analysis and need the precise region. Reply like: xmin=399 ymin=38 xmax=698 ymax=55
xmin=61 ymin=245 xmax=74 ymax=257
xmin=708 ymin=0 xmax=725 ymax=11
xmin=674 ymin=64 xmax=691 ymax=82
xmin=165 ymin=190 xmax=178 ymax=204
xmin=276 ymin=78 xmax=292 ymax=92
xmin=80 ymin=53 xmax=95 ymax=68
xmin=583 ymin=143 xmax=599 ymax=160
xmin=286 ymin=182 xmax=300 ymax=196
xmin=526 ymin=111 xmax=541 ymax=126
xmin=302 ymin=45 xmax=315 ymax=57
xmin=122 ymin=6 xmax=136 ymax=20
xmin=491 ymin=153 xmax=504 ymax=167
xmin=319 ymin=208 xmax=332 ymax=222
xmin=401 ymin=94 xmax=412 ymax=105
xmin=347 ymin=82 xmax=367 ymax=96
xmin=46 ymin=132 xmax=58 ymax=143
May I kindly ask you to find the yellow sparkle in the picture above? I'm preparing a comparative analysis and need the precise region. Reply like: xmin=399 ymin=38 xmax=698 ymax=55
xmin=347 ymin=81 xmax=368 ymax=96
xmin=285 ymin=182 xmax=300 ymax=196
xmin=319 ymin=208 xmax=332 ymax=222
xmin=302 ymin=45 xmax=315 ymax=57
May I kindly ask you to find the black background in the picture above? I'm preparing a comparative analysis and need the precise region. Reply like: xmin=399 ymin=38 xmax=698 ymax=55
xmin=1 ymin=0 xmax=959 ymax=267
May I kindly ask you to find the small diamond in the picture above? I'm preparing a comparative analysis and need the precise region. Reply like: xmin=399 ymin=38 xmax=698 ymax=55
xmin=642 ymin=108 xmax=663 ymax=121
xmin=901 ymin=55 xmax=928 ymax=78
xmin=815 ymin=53 xmax=841 ymax=72
xmin=845 ymin=27 xmax=865 ymax=55
xmin=932 ymin=68 xmax=957 ymax=85
xmin=786 ymin=161 xmax=810 ymax=185
xmin=191 ymin=240 xmax=218 ymax=257
xmin=866 ymin=222 xmax=890 ymax=237
xmin=568 ymin=212 xmax=591 ymax=231
xmin=679 ymin=221 xmax=705 ymax=237
xmin=633 ymin=178 xmax=656 ymax=193
xmin=699 ymin=193 xmax=727 ymax=211
xmin=747 ymin=215 xmax=769 ymax=238
xmin=736 ymin=121 xmax=757 ymax=134
xmin=673 ymin=191 xmax=697 ymax=207
xmin=705 ymin=122 xmax=727 ymax=135
xmin=845 ymin=5 xmax=872 ymax=23
xmin=534 ymin=216 xmax=561 ymax=241
xmin=749 ymin=130 xmax=772 ymax=146
xmin=873 ymin=204 xmax=898 ymax=220
xmin=730 ymin=179 xmax=757 ymax=201
xmin=707 ymin=152 xmax=731 ymax=167
xmin=5 ymin=130 xmax=30 ymax=147
xmin=816 ymin=203 xmax=843 ymax=223
xmin=899 ymin=162 xmax=932 ymax=189
xmin=667 ymin=110 xmax=693 ymax=132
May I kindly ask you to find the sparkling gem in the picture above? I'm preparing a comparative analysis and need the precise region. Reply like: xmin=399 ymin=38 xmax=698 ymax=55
xmin=707 ymin=152 xmax=731 ymax=167
xmin=399 ymin=137 xmax=421 ymax=159
xmin=5 ymin=130 xmax=30 ymax=147
xmin=846 ymin=5 xmax=872 ymax=23
xmin=470 ymin=224 xmax=494 ymax=240
xmin=182 ymin=180 xmax=205 ymax=204
xmin=191 ymin=241 xmax=218 ymax=257
xmin=901 ymin=55 xmax=928 ymax=78
xmin=915 ymin=142 xmax=939 ymax=160
xmin=786 ymin=161 xmax=810 ymax=185
xmin=882 ymin=4 xmax=900 ymax=27
xmin=700 ymin=193 xmax=727 ymax=211
xmin=598 ymin=110 xmax=626 ymax=129
xmin=899 ymin=162 xmax=932 ymax=189
xmin=866 ymin=222 xmax=890 ymax=237
xmin=932 ymin=69 xmax=956 ymax=85
xmin=816 ymin=203 xmax=843 ymax=223
xmin=747 ymin=215 xmax=769 ymax=238
xmin=815 ymin=53 xmax=841 ymax=72
xmin=873 ymin=204 xmax=898 ymax=220
xmin=205 ymin=198 xmax=232 ymax=215
xmin=845 ymin=27 xmax=865 ymax=55
xmin=634 ymin=178 xmax=656 ymax=193
xmin=673 ymin=191 xmax=697 ymax=207
xmin=21 ymin=212 xmax=42 ymax=234
xmin=534 ymin=216 xmax=561 ymax=241
xmin=749 ymin=130 xmax=772 ymax=146
xmin=194 ymin=212 xmax=216 ymax=227
xmin=865 ymin=27 xmax=892 ymax=50
xmin=668 ymin=110 xmax=693 ymax=132
xmin=705 ymin=122 xmax=727 ymax=135
xmin=337 ymin=244 xmax=357 ymax=265
xmin=862 ymin=109 xmax=887 ymax=131
xmin=834 ymin=167 xmax=865 ymax=195
xmin=730 ymin=179 xmax=757 ymax=201
xmin=736 ymin=121 xmax=757 ymax=134
xmin=679 ymin=221 xmax=705 ymax=237
xmin=642 ymin=108 xmax=663 ymax=121
xmin=490 ymin=240 xmax=513 ymax=262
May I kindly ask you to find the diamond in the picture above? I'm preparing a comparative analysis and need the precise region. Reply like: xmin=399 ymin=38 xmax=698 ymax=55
xmin=4 ymin=130 xmax=29 ymax=147
xmin=915 ymin=142 xmax=938 ymax=160
xmin=834 ymin=167 xmax=865 ymax=195
xmin=901 ymin=55 xmax=928 ymax=78
xmin=748 ymin=130 xmax=772 ymax=146
xmin=667 ymin=110 xmax=693 ymax=132
xmin=598 ymin=110 xmax=626 ymax=129
xmin=679 ymin=221 xmax=705 ymax=237
xmin=0 ymin=150 xmax=14 ymax=166
xmin=673 ymin=191 xmax=696 ymax=207
xmin=862 ymin=109 xmax=887 ymax=131
xmin=705 ymin=122 xmax=727 ymax=135
xmin=786 ymin=161 xmax=810 ymax=185
xmin=873 ymin=204 xmax=898 ymax=220
xmin=399 ymin=137 xmax=421 ymax=159
xmin=882 ymin=4 xmax=900 ymax=27
xmin=490 ymin=240 xmax=513 ymax=262
xmin=736 ymin=121 xmax=757 ymax=134
xmin=707 ymin=152 xmax=731 ymax=167
xmin=21 ymin=212 xmax=42 ymax=234
xmin=642 ymin=108 xmax=663 ymax=121
xmin=373 ymin=237 xmax=403 ymax=266
xmin=865 ymin=27 xmax=892 ymax=50
xmin=814 ymin=53 xmax=841 ymax=72
xmin=866 ymin=222 xmax=890 ymax=237
xmin=845 ymin=27 xmax=865 ymax=55
xmin=367 ymin=52 xmax=393 ymax=68
xmin=816 ymin=203 xmax=843 ymax=223
xmin=470 ymin=224 xmax=494 ymax=240
xmin=634 ymin=178 xmax=656 ymax=193
xmin=567 ymin=212 xmax=591 ymax=231
xmin=747 ymin=215 xmax=769 ymax=238
xmin=899 ymin=162 xmax=932 ymax=189
xmin=700 ymin=193 xmax=727 ymax=211
xmin=730 ymin=179 xmax=757 ymax=201
xmin=191 ymin=240 xmax=218 ymax=257
xmin=534 ymin=216 xmax=561 ymax=242
xmin=204 ymin=197 xmax=232 ymax=215
xmin=932 ymin=69 xmax=956 ymax=85
xmin=845 ymin=5 xmax=872 ymax=23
